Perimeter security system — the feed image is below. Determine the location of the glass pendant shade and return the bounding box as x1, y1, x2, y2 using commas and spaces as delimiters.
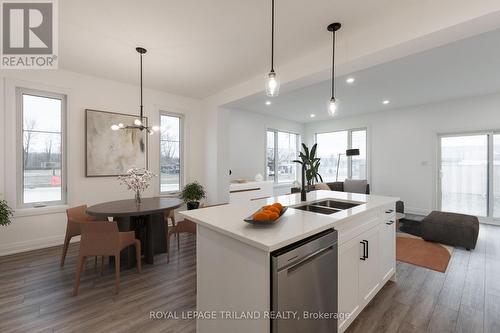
328, 97, 337, 116
327, 22, 341, 118
265, 71, 280, 97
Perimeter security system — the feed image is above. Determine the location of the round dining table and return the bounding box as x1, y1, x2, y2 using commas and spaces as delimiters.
87, 197, 183, 266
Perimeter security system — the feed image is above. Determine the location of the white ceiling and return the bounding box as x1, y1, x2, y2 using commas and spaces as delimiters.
225, 28, 500, 123
58, 0, 427, 98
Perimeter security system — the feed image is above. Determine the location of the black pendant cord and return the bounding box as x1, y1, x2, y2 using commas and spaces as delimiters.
271, 0, 275, 72
139, 52, 144, 121
331, 30, 335, 99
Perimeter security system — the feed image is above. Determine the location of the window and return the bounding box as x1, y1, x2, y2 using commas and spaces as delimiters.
160, 113, 183, 193
315, 129, 367, 182
266, 130, 299, 183
17, 88, 66, 207
351, 130, 367, 180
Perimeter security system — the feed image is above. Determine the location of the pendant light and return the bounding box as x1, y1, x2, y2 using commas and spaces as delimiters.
111, 47, 159, 135
265, 0, 279, 97
327, 22, 341, 116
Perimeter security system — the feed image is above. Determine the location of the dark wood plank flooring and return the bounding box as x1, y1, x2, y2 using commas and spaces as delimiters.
347, 223, 500, 333
0, 234, 196, 333
1, 224, 499, 332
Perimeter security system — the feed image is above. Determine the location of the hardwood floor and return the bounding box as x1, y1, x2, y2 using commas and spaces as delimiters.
346, 223, 500, 333
1, 224, 499, 332
0, 234, 197, 333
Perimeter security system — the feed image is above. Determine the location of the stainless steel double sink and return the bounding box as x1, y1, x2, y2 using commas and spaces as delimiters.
290, 199, 363, 215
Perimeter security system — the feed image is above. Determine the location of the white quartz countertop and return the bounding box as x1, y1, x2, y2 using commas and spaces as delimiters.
179, 190, 399, 252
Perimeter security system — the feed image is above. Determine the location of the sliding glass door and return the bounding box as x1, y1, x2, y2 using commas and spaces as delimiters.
439, 134, 488, 216
494, 135, 500, 217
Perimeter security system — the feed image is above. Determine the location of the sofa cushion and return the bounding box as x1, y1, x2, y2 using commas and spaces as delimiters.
344, 179, 368, 194
328, 182, 344, 192
315, 183, 331, 190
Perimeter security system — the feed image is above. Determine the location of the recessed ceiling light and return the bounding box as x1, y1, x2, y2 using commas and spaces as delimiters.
382, 100, 390, 105
346, 77, 355, 84
265, 101, 271, 105
310, 114, 316, 118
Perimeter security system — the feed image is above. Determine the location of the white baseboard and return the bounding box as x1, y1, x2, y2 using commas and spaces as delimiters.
478, 217, 500, 226
0, 234, 79, 257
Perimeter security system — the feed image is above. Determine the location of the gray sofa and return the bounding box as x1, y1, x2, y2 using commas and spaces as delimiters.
291, 180, 370, 195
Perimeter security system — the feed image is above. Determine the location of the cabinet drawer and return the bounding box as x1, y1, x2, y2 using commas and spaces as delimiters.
380, 203, 396, 222
336, 210, 380, 245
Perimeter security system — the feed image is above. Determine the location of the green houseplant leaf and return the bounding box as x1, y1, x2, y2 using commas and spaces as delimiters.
0, 200, 14, 226
310, 143, 317, 160
180, 182, 206, 203
293, 143, 323, 187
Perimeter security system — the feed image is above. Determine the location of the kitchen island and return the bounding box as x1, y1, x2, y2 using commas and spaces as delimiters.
180, 190, 399, 333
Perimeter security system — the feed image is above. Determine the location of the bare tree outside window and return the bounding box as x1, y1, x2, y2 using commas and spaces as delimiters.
23, 117, 37, 167
160, 114, 182, 193
18, 90, 65, 207
266, 130, 299, 183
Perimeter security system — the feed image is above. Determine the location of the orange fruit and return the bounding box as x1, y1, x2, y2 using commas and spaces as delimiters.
254, 212, 271, 221
265, 206, 280, 214
268, 212, 279, 220
272, 203, 283, 211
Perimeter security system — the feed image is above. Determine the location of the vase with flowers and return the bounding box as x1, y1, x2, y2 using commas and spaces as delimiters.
117, 168, 155, 204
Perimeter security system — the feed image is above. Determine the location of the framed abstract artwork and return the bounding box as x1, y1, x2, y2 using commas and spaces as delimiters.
85, 109, 148, 177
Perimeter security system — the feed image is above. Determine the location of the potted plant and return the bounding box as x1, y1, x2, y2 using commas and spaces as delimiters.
180, 182, 206, 210
293, 143, 323, 189
0, 200, 14, 226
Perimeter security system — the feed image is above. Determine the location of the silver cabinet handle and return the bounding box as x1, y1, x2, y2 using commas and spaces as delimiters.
386, 221, 395, 225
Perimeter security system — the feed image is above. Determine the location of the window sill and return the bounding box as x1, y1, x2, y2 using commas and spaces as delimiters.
14, 204, 69, 218
160, 192, 180, 198
273, 182, 296, 188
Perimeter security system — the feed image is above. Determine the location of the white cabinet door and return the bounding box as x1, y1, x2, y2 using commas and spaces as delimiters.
379, 219, 396, 282
358, 226, 380, 304
338, 238, 361, 331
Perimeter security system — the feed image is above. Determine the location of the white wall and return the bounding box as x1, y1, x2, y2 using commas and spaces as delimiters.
304, 92, 500, 215
0, 69, 203, 255
228, 109, 304, 182
198, 9, 500, 204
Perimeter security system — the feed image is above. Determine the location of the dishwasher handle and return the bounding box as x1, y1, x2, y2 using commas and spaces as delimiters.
285, 245, 334, 273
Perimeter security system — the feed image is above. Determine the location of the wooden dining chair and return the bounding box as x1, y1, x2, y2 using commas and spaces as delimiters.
166, 219, 195, 262
164, 209, 178, 253
166, 203, 227, 261
73, 221, 141, 296
61, 205, 101, 267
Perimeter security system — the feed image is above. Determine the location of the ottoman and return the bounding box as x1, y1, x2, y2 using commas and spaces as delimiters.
421, 211, 479, 250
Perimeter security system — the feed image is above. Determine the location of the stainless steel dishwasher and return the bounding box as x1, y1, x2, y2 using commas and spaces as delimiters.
271, 229, 338, 333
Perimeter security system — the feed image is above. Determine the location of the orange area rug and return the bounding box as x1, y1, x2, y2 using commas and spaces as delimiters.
396, 234, 452, 273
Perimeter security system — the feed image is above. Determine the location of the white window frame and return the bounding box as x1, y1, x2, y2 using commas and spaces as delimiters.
437, 130, 498, 218
265, 128, 301, 184
314, 127, 369, 181
159, 111, 184, 194
16, 87, 67, 208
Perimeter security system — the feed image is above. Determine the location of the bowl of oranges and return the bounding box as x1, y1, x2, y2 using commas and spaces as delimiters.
244, 202, 287, 225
